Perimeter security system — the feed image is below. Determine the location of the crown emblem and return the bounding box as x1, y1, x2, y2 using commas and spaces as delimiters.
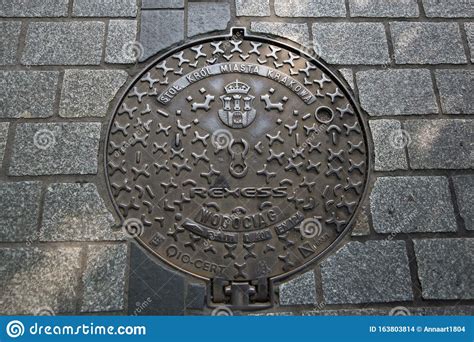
224, 80, 251, 94
218, 79, 256, 129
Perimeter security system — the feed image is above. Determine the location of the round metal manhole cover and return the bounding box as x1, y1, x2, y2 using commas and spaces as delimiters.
105, 28, 369, 285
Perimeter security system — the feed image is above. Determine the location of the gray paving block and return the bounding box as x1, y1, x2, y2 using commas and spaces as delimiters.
22, 22, 105, 65
142, 0, 184, 8
185, 283, 206, 310
466, 23, 474, 63
405, 119, 473, 169
59, 69, 128, 117
312, 23, 389, 65
0, 0, 68, 17
9, 122, 101, 176
321, 241, 413, 304
73, 0, 137, 17
279, 271, 317, 305
0, 71, 59, 118
370, 176, 457, 233
414, 238, 474, 300
422, 0, 474, 18
250, 22, 310, 46
0, 182, 42, 242
41, 183, 122, 241
236, 0, 270, 16
0, 122, 9, 168
452, 175, 474, 231
351, 204, 370, 236
105, 20, 138, 64
0, 246, 82, 314
275, 0, 346, 17
81, 243, 128, 312
356, 69, 438, 115
338, 68, 354, 89
435, 70, 474, 114
188, 2, 230, 37
302, 306, 474, 316
0, 22, 21, 65
139, 10, 184, 61
349, 0, 419, 17
391, 22, 466, 64
369, 120, 408, 171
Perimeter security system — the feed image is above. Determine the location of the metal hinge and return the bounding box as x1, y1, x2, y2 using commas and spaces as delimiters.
208, 277, 273, 310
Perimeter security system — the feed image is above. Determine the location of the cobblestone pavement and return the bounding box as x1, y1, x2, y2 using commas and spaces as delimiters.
0, 0, 473, 316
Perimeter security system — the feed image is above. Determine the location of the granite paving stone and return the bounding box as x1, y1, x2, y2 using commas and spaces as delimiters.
0, 182, 42, 242
22, 22, 105, 66
275, 0, 346, 17
338, 68, 354, 89
435, 70, 474, 114
105, 20, 138, 64
73, 0, 137, 17
0, 0, 68, 17
279, 271, 317, 305
0, 122, 9, 168
9, 122, 101, 176
405, 119, 473, 169
188, 2, 230, 37
369, 120, 408, 171
422, 0, 474, 18
41, 183, 122, 241
312, 23, 389, 65
370, 176, 457, 233
81, 244, 128, 312
466, 23, 474, 63
139, 10, 184, 61
1, 71, 59, 118
250, 22, 310, 46
349, 0, 419, 17
142, 0, 184, 8
59, 70, 128, 117
236, 0, 270, 16
351, 204, 370, 236
356, 69, 438, 115
414, 238, 474, 300
302, 306, 474, 316
185, 283, 206, 310
452, 176, 474, 231
0, 247, 82, 314
0, 22, 21, 65
321, 241, 413, 304
391, 22, 466, 64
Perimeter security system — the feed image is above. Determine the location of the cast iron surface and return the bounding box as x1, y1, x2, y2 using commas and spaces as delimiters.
105, 28, 369, 283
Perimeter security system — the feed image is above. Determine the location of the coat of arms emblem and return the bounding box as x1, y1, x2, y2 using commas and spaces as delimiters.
218, 80, 256, 128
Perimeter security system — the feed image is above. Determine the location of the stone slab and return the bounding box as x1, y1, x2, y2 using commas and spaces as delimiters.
356, 69, 438, 115
452, 175, 474, 230
312, 23, 389, 65
405, 119, 473, 169
185, 283, 206, 310
188, 2, 230, 37
391, 22, 466, 64
81, 243, 128, 312
41, 183, 121, 241
466, 23, 474, 63
250, 22, 310, 46
422, 0, 474, 18
142, 0, 184, 8
0, 182, 42, 242
338, 68, 354, 89
0, 122, 9, 168
9, 122, 101, 176
105, 20, 138, 64
275, 0, 346, 17
370, 176, 457, 233
0, 0, 68, 17
349, 0, 419, 17
321, 241, 413, 304
1, 71, 59, 118
59, 69, 128, 117
0, 247, 81, 314
414, 238, 474, 300
435, 70, 474, 114
236, 0, 270, 16
139, 10, 184, 61
351, 204, 370, 236
73, 0, 137, 17
369, 120, 408, 171
22, 22, 105, 65
0, 21, 21, 65
279, 271, 317, 305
